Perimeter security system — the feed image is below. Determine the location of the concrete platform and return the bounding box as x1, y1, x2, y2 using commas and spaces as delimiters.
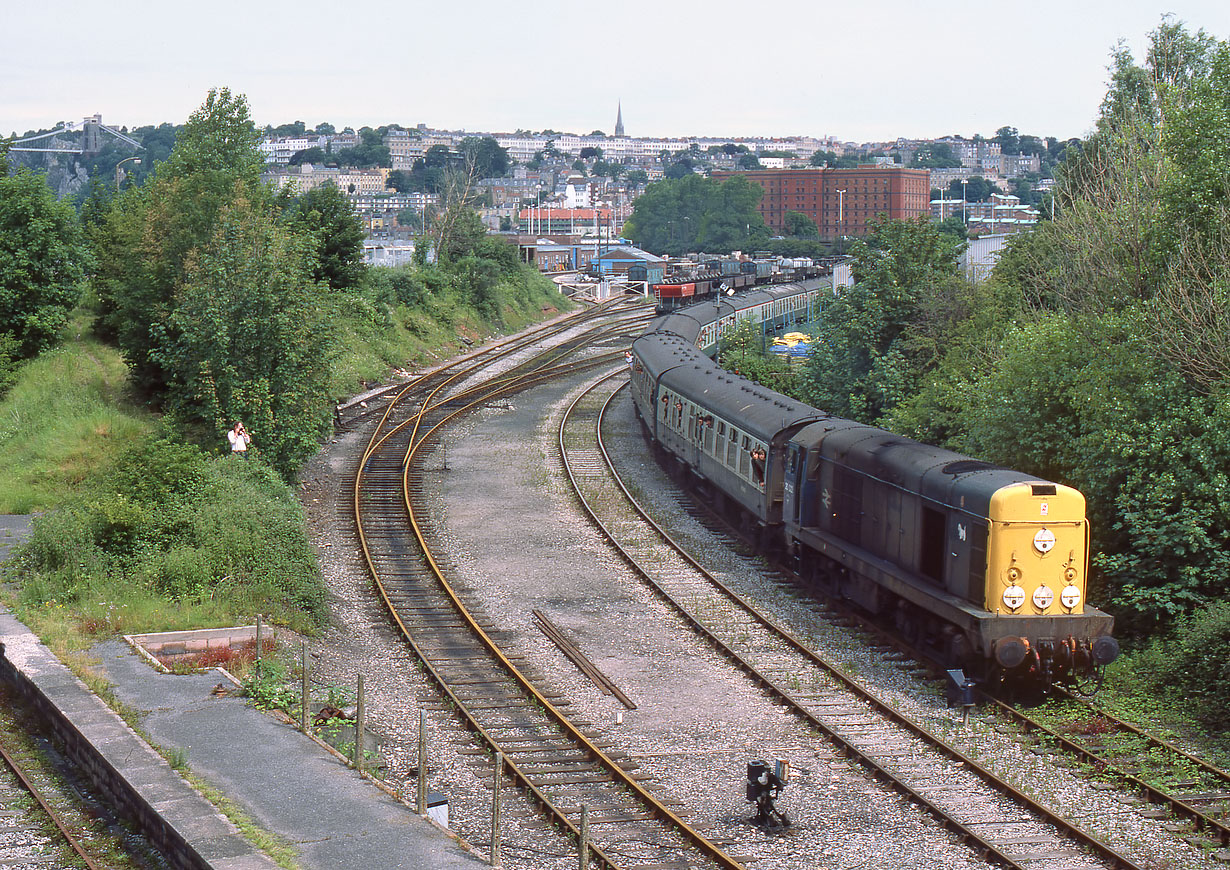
0, 514, 487, 870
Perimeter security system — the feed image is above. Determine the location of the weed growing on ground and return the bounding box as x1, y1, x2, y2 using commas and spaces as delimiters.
241, 655, 300, 714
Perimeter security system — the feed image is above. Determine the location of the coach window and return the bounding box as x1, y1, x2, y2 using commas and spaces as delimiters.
751, 443, 766, 487
740, 435, 751, 477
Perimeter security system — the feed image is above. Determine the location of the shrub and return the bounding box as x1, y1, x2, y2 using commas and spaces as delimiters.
11, 434, 326, 633
1149, 602, 1230, 731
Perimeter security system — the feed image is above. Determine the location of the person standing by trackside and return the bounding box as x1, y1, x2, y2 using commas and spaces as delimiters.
228, 421, 251, 458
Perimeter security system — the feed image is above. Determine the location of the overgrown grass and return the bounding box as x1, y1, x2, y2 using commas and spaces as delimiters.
327, 266, 572, 398
6, 435, 327, 646
0, 314, 154, 513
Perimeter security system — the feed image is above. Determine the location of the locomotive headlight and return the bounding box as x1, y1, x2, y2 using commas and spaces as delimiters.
1032, 585, 1054, 609
1003, 585, 1026, 610
1061, 585, 1081, 609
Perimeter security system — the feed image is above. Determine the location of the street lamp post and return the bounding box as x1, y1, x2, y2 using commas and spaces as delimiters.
115, 156, 141, 190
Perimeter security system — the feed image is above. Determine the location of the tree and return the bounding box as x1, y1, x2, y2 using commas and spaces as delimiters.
579, 146, 603, 161
0, 165, 90, 359
810, 149, 860, 168
783, 210, 819, 238
285, 183, 366, 291
92, 87, 265, 395
994, 126, 1020, 154
936, 216, 968, 239
737, 153, 762, 170
458, 136, 509, 179
396, 206, 429, 232
271, 121, 307, 137
624, 169, 648, 189
289, 147, 327, 166
799, 217, 965, 422
948, 176, 999, 202
622, 174, 770, 256
665, 158, 695, 179
385, 169, 416, 193
591, 160, 622, 179
908, 142, 961, 168
885, 19, 1230, 633
159, 193, 334, 477
1017, 134, 1046, 156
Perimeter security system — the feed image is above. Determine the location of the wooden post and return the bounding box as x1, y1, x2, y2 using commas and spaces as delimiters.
254, 614, 263, 678
490, 751, 502, 866
578, 804, 589, 870
300, 641, 309, 732
417, 709, 428, 816
354, 673, 365, 773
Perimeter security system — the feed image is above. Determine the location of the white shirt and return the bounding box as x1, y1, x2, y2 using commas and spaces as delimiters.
228, 429, 250, 452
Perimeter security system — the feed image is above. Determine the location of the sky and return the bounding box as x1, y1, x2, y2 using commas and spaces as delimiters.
5, 1, 1230, 145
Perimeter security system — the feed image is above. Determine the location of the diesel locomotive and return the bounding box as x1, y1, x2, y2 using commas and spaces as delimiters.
630, 282, 1119, 689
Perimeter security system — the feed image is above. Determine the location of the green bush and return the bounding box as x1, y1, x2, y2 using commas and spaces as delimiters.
1142, 603, 1230, 731
10, 435, 326, 634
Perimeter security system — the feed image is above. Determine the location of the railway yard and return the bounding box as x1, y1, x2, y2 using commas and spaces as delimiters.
296, 299, 1230, 870
3, 299, 1230, 869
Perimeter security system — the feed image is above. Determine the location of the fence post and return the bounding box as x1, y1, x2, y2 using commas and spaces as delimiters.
417, 709, 428, 816
490, 751, 502, 866
254, 614, 263, 679
354, 673, 365, 773
578, 803, 589, 870
300, 641, 309, 732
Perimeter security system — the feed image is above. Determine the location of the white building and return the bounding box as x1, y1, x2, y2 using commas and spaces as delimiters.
258, 135, 325, 164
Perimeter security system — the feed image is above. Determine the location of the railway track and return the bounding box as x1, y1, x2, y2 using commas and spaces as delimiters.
335, 296, 649, 432
0, 697, 108, 870
559, 371, 1165, 870
983, 687, 1230, 852
353, 308, 751, 870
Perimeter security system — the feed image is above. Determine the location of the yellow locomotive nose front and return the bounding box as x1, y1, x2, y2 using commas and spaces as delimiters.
986, 483, 1088, 616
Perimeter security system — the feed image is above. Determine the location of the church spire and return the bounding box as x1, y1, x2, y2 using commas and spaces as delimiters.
614, 101, 625, 137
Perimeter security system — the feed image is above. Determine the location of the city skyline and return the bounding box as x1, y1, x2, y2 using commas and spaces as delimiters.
5, 1, 1230, 145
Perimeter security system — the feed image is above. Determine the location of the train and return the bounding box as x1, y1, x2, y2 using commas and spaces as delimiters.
639, 255, 833, 313
629, 282, 1120, 690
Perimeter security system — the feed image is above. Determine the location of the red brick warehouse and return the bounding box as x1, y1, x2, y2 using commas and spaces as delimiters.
712, 166, 931, 238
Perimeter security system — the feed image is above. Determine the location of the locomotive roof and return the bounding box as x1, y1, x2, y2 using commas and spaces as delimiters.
791, 421, 1055, 517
